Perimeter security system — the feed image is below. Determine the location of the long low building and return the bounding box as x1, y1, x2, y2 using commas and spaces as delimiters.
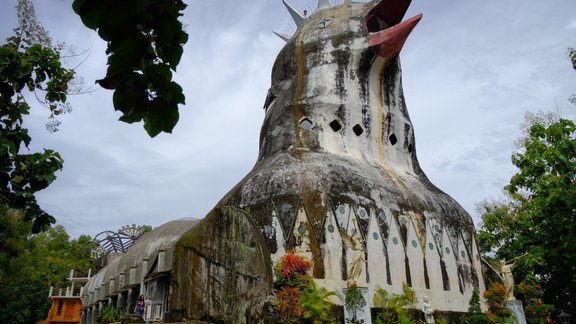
81, 218, 199, 323
81, 208, 274, 323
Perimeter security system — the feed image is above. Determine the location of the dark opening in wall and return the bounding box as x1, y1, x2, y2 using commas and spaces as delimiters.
299, 118, 313, 130
57, 300, 63, 315
366, 15, 382, 32
389, 134, 397, 145
353, 124, 364, 136
329, 120, 342, 132
407, 144, 413, 153
263, 88, 276, 111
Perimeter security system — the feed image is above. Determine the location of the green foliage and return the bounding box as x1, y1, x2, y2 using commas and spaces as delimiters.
465, 289, 491, 324
484, 282, 513, 323
568, 47, 575, 103
516, 276, 555, 324
345, 284, 366, 323
396, 313, 414, 324
476, 200, 528, 266
468, 288, 483, 314
141, 224, 153, 233
300, 279, 336, 323
508, 117, 576, 312
465, 314, 492, 324
0, 6, 94, 320
98, 306, 124, 323
72, 0, 188, 137
478, 116, 576, 315
0, 224, 93, 323
0, 3, 72, 234
373, 283, 416, 324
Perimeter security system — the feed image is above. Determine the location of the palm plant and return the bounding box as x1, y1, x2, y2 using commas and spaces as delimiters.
300, 279, 337, 323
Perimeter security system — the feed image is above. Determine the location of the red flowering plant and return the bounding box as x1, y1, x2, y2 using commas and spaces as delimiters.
272, 250, 339, 322
276, 287, 305, 323
484, 282, 513, 323
516, 277, 555, 324
274, 250, 313, 289
272, 251, 311, 322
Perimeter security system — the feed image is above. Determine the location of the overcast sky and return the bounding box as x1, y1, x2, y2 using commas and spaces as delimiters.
1, 0, 575, 239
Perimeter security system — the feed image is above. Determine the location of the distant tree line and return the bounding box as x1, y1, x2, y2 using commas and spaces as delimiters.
477, 110, 576, 318
0, 222, 93, 323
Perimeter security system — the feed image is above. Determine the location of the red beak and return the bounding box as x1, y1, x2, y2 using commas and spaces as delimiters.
365, 0, 422, 60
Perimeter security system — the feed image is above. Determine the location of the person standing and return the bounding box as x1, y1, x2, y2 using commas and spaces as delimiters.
135, 295, 145, 316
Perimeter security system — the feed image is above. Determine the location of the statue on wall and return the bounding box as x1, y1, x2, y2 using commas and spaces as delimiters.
487, 253, 528, 301
339, 227, 367, 285
422, 295, 435, 324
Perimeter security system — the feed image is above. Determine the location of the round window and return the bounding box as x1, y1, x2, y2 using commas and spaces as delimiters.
327, 224, 335, 233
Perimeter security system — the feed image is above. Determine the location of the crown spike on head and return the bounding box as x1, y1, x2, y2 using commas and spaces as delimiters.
273, 31, 291, 42
282, 0, 305, 28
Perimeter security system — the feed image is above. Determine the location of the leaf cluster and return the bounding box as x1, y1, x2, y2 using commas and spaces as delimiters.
0, 223, 93, 323
72, 0, 188, 137
467, 288, 484, 315
516, 276, 555, 324
478, 117, 576, 314
463, 288, 499, 324
273, 251, 336, 323
1, 32, 71, 233
483, 283, 511, 318
300, 279, 337, 323
373, 283, 416, 324
345, 284, 366, 316
97, 305, 124, 323
274, 249, 313, 288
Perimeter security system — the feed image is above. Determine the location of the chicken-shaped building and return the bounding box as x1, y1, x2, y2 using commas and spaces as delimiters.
215, 0, 485, 314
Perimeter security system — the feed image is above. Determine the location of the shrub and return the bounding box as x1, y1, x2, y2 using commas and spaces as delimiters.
345, 283, 366, 322
465, 288, 491, 324
300, 279, 337, 323
274, 250, 312, 288
277, 287, 305, 323
97, 306, 123, 323
484, 282, 513, 323
373, 283, 416, 323
273, 251, 336, 323
516, 277, 554, 324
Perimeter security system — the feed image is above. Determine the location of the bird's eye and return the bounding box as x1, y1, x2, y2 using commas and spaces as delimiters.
366, 15, 384, 32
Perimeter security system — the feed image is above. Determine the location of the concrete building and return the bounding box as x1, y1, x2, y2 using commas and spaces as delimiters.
216, 0, 485, 314
81, 0, 485, 322
80, 219, 199, 323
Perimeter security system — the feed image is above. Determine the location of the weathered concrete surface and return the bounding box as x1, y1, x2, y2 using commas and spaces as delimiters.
80, 219, 201, 324
81, 218, 200, 307
215, 0, 485, 312
170, 207, 272, 323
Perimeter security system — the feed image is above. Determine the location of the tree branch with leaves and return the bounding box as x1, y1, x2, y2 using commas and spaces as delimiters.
72, 0, 188, 137
0, 0, 78, 233
478, 113, 576, 316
